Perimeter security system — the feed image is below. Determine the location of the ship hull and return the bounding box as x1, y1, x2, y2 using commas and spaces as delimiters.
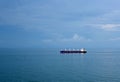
60, 51, 87, 53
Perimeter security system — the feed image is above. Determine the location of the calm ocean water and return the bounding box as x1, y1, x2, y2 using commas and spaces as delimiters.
0, 48, 120, 82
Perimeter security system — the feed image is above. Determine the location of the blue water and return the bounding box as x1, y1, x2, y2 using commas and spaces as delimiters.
0, 48, 120, 82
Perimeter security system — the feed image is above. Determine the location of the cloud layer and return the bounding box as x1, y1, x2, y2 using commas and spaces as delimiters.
1, 0, 120, 48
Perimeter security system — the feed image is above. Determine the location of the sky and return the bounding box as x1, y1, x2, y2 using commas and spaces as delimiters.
0, 0, 120, 48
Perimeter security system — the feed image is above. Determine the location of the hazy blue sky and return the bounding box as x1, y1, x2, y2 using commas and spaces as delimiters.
1, 0, 120, 48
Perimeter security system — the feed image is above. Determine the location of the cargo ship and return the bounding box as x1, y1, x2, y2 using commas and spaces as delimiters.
60, 48, 87, 53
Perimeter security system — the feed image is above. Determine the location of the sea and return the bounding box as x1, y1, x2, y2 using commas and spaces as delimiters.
0, 48, 120, 82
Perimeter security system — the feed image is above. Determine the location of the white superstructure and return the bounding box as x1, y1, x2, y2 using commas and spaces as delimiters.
80, 48, 86, 51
